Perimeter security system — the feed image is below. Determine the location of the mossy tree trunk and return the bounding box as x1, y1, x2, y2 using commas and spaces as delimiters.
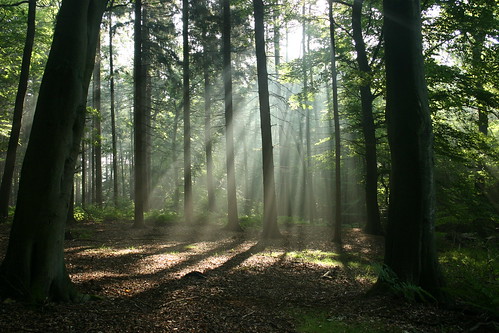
0, 0, 108, 303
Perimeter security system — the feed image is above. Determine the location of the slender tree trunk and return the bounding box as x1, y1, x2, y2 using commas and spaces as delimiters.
201, 9, 215, 212
0, 0, 108, 302
352, 0, 382, 235
222, 0, 241, 231
382, 0, 444, 300
143, 4, 152, 211
172, 103, 181, 212
81, 140, 87, 207
133, 0, 146, 228
328, 0, 342, 243
108, 5, 119, 206
92, 36, 103, 207
253, 0, 280, 239
183, 0, 193, 224
0, 0, 36, 220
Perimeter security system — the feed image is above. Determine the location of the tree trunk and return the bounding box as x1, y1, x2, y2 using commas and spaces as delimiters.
0, 0, 108, 303
202, 36, 215, 212
183, 0, 193, 224
222, 0, 241, 231
328, 0, 342, 243
0, 0, 36, 220
352, 0, 382, 235
108, 5, 119, 206
143, 4, 152, 212
92, 36, 103, 207
133, 0, 146, 228
382, 0, 444, 299
253, 0, 280, 239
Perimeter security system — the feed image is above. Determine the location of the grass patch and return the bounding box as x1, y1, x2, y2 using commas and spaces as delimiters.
184, 244, 198, 250
293, 309, 402, 333
286, 250, 341, 266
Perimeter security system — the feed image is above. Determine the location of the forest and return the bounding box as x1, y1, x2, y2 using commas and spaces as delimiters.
0, 0, 498, 331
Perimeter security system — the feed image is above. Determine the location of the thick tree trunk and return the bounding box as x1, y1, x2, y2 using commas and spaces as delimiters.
382, 0, 444, 299
133, 0, 146, 228
222, 0, 241, 231
352, 0, 382, 235
328, 0, 342, 243
0, 0, 108, 303
0, 0, 36, 220
253, 0, 280, 239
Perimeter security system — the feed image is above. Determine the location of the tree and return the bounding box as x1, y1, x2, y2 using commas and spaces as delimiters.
328, 0, 342, 243
0, 0, 108, 302
351, 0, 382, 235
108, 2, 119, 206
222, 0, 241, 231
133, 0, 146, 228
0, 0, 36, 220
200, 1, 216, 213
253, 0, 281, 239
92, 35, 103, 207
183, 0, 193, 224
382, 0, 444, 299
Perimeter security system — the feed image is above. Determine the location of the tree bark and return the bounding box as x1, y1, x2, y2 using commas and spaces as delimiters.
222, 0, 241, 231
328, 0, 342, 243
92, 35, 103, 207
0, 0, 108, 303
202, 31, 215, 213
108, 5, 119, 206
352, 0, 382, 235
382, 0, 444, 299
0, 0, 36, 220
183, 0, 193, 224
253, 0, 280, 239
133, 0, 146, 228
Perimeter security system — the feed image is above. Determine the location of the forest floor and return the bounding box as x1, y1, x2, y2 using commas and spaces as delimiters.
0, 219, 496, 333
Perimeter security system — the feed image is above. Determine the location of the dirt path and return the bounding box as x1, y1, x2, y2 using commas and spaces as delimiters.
0, 221, 493, 332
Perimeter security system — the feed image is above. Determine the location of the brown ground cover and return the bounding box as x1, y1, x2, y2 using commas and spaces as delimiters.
0, 220, 494, 332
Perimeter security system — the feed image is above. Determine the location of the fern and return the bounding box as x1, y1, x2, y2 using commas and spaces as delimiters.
373, 263, 436, 303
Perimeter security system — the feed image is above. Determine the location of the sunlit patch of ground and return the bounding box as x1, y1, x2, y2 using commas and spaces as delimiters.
0, 221, 483, 332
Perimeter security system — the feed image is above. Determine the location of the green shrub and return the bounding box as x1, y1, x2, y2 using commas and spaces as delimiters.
239, 215, 262, 230
145, 210, 178, 226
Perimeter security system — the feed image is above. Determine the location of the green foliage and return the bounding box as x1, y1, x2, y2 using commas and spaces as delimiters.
73, 206, 88, 222
373, 264, 437, 303
144, 209, 178, 227
76, 204, 134, 223
440, 244, 499, 317
294, 309, 402, 333
238, 215, 262, 230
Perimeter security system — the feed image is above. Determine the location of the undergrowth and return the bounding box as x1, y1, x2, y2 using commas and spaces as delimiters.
439, 241, 499, 318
